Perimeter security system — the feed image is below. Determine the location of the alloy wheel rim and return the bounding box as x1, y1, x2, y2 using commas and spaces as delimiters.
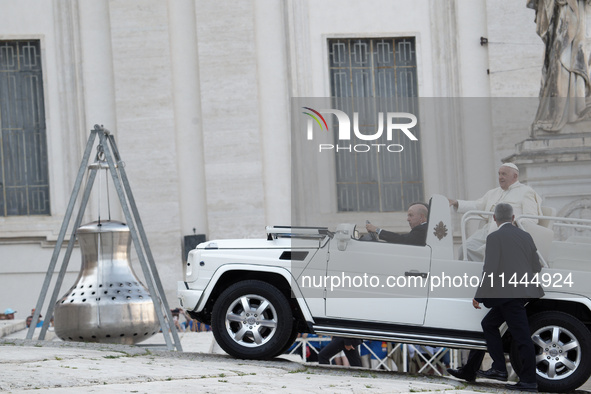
224, 294, 278, 348
533, 325, 581, 380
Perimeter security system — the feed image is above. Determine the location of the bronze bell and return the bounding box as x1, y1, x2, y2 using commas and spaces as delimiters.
54, 220, 160, 344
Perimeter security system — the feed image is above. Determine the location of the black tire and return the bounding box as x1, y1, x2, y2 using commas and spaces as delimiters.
274, 324, 299, 358
510, 311, 591, 393
211, 280, 293, 360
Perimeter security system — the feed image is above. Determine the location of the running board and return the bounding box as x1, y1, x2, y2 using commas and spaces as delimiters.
312, 324, 487, 350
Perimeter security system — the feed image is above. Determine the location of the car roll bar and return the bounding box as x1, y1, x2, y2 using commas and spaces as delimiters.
461, 210, 591, 266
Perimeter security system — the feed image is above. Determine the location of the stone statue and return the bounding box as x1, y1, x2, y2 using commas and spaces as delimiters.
528, 0, 591, 132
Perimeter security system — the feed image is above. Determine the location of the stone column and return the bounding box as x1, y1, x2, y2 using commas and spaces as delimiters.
77, 0, 117, 130
167, 0, 209, 237
254, 0, 291, 225
76, 0, 118, 221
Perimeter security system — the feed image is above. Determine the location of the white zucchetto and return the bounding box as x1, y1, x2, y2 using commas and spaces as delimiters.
500, 163, 519, 173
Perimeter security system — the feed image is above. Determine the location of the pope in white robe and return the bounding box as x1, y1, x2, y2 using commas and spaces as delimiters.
449, 163, 543, 261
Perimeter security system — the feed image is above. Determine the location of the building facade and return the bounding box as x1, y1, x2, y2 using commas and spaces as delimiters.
0, 0, 589, 320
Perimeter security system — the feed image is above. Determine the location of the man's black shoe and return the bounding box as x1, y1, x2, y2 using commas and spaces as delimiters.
446, 367, 476, 382
505, 381, 538, 392
476, 368, 508, 381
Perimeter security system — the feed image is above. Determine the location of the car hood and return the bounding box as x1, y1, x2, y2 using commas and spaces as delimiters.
196, 237, 325, 250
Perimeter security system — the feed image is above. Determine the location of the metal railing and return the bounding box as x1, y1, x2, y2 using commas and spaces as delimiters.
286, 336, 459, 375
515, 214, 591, 233
460, 210, 591, 265
459, 210, 493, 261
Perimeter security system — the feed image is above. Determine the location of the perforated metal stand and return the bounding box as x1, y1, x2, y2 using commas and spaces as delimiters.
27, 125, 182, 351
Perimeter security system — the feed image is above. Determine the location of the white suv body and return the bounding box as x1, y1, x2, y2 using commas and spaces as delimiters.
178, 194, 591, 392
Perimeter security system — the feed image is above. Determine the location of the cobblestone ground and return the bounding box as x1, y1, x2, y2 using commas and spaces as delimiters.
1, 329, 590, 393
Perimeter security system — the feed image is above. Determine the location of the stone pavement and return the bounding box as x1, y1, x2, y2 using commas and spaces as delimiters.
1, 322, 590, 393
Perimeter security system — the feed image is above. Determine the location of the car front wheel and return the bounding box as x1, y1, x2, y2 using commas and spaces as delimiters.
211, 280, 293, 360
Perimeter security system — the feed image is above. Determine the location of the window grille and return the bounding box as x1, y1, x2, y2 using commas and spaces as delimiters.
328, 38, 423, 212
0, 40, 50, 216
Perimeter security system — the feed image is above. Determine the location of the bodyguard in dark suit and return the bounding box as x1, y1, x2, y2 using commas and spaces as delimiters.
447, 203, 544, 392
365, 202, 429, 246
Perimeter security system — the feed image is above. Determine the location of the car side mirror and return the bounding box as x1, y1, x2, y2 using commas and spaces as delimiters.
335, 230, 351, 251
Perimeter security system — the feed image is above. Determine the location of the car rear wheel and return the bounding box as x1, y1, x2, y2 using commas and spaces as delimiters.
510, 311, 591, 393
211, 280, 293, 360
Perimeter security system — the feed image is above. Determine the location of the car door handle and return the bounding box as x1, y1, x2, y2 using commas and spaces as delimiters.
405, 270, 428, 278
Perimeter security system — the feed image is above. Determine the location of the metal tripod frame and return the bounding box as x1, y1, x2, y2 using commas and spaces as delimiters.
26, 125, 183, 351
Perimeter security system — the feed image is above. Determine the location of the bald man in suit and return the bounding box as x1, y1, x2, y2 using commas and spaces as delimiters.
365, 202, 428, 246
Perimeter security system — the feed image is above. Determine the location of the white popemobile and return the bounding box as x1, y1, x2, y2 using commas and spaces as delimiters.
178, 194, 591, 393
